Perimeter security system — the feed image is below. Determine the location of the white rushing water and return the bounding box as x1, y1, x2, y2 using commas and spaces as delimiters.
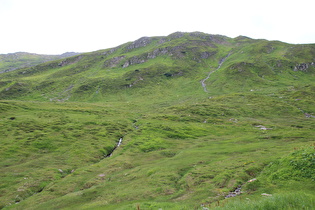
117, 138, 122, 147
201, 52, 231, 93
106, 138, 123, 157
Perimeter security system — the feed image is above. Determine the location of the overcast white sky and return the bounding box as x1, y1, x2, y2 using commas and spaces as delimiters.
0, 0, 314, 54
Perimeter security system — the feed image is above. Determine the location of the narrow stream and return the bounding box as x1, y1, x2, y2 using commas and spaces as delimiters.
201, 52, 231, 93
225, 186, 242, 198
105, 138, 123, 157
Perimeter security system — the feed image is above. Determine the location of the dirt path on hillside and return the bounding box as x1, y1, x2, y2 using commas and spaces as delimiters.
201, 52, 231, 93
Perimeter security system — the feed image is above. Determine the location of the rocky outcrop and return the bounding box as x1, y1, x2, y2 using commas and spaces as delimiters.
125, 37, 152, 51
188, 32, 230, 45
58, 55, 83, 67
104, 46, 218, 69
103, 56, 126, 68
169, 32, 185, 39
102, 33, 224, 69
225, 186, 242, 198
147, 48, 169, 59
122, 56, 146, 68
122, 46, 186, 68
200, 51, 216, 59
293, 62, 315, 71
101, 48, 117, 56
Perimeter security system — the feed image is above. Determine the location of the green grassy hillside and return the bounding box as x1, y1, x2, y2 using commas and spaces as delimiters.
0, 32, 314, 209
0, 52, 80, 74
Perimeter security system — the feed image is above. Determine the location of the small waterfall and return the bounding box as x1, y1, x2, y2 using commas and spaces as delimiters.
105, 138, 123, 157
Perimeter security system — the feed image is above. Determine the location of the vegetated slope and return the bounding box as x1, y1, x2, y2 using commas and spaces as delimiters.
0, 52, 80, 74
0, 32, 314, 209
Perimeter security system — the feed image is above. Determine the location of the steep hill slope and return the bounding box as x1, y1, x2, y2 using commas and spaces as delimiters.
0, 32, 314, 209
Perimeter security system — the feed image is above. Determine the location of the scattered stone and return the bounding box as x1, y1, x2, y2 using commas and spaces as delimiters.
305, 113, 315, 118
247, 178, 257, 183
229, 118, 238, 123
225, 186, 242, 198
58, 169, 63, 173
293, 62, 315, 71
255, 125, 272, 130
98, 174, 105, 177
262, 193, 271, 197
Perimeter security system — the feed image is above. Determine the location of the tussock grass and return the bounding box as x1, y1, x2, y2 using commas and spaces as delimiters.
212, 192, 315, 210
0, 32, 314, 209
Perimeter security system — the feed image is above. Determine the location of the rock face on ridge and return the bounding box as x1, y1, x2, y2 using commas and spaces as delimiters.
125, 37, 153, 51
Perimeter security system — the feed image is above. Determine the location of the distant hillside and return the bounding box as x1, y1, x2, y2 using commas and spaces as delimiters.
1, 31, 314, 103
0, 52, 81, 74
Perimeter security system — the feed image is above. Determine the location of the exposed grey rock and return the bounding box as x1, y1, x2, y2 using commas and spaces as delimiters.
294, 62, 315, 71
225, 186, 242, 198
169, 32, 185, 39
103, 56, 125, 68
121, 46, 187, 68
200, 51, 216, 59
255, 125, 272, 130
122, 56, 146, 68
147, 48, 169, 59
158, 37, 169, 44
189, 32, 229, 44
305, 113, 315, 118
125, 37, 152, 51
58, 55, 83, 67
101, 48, 117, 56
105, 44, 217, 69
